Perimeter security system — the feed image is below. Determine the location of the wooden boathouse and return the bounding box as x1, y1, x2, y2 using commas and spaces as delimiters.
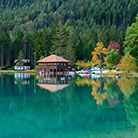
37, 54, 71, 75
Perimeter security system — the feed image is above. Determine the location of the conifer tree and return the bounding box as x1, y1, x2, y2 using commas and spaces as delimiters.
50, 22, 76, 64
17, 49, 24, 66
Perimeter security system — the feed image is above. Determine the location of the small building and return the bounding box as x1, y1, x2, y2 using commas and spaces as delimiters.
37, 55, 71, 75
14, 59, 31, 71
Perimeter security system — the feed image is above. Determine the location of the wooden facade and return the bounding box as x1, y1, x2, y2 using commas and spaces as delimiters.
37, 55, 71, 75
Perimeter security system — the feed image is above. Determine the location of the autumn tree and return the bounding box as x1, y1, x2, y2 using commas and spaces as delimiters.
108, 41, 120, 50
76, 60, 85, 70
118, 53, 137, 73
76, 60, 93, 70
106, 41, 121, 69
91, 42, 107, 72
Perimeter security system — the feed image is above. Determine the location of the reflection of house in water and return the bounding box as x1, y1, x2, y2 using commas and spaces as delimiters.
37, 84, 68, 92
14, 73, 31, 85
14, 73, 35, 96
79, 74, 104, 79
37, 75, 73, 92
0, 73, 35, 97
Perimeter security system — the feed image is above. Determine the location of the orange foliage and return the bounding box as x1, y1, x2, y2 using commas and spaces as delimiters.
91, 42, 107, 67
91, 80, 107, 105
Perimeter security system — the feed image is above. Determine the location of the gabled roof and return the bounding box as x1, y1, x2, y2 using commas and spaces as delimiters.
37, 84, 68, 92
37, 54, 69, 63
14, 59, 30, 64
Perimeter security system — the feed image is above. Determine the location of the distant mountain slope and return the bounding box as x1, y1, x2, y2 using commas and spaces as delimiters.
0, 0, 138, 34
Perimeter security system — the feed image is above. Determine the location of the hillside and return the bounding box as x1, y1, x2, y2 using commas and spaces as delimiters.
0, 0, 138, 34
0, 0, 138, 66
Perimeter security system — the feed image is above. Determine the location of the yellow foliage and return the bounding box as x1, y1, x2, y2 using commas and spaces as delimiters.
76, 60, 93, 69
76, 78, 94, 86
91, 42, 107, 67
118, 53, 137, 72
117, 78, 137, 98
91, 80, 107, 105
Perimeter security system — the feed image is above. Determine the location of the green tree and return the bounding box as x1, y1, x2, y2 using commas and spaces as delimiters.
50, 22, 67, 56
124, 14, 138, 61
33, 26, 51, 65
106, 49, 120, 69
13, 31, 24, 60
17, 49, 25, 66
0, 28, 11, 66
50, 22, 76, 64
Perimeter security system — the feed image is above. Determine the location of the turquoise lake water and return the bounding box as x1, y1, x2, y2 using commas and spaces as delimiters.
0, 73, 138, 138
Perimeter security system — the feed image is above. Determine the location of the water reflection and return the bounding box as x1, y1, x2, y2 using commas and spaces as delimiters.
124, 93, 138, 135
37, 75, 74, 92
106, 77, 120, 106
91, 79, 107, 105
76, 75, 138, 106
14, 73, 31, 85
118, 77, 137, 98
0, 73, 138, 137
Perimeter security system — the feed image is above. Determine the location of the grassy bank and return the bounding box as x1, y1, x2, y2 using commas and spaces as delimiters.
1, 69, 138, 77
97, 71, 138, 77
0, 70, 36, 73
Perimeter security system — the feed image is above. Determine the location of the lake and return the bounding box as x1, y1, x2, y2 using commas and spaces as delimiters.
0, 73, 138, 138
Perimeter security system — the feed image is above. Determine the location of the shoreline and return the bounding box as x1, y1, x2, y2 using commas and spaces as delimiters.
96, 72, 138, 77
0, 70, 36, 73
0, 70, 138, 77
77, 70, 138, 77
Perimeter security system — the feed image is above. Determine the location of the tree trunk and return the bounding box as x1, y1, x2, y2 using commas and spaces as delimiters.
1, 47, 4, 66
100, 54, 102, 73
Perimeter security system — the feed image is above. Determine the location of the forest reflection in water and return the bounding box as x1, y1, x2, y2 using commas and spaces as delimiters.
76, 75, 138, 134
0, 73, 138, 137
76, 75, 138, 105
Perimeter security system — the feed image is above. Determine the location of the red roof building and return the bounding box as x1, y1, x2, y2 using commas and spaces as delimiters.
37, 55, 71, 75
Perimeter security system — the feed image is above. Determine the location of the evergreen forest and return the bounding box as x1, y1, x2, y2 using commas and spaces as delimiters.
0, 0, 138, 68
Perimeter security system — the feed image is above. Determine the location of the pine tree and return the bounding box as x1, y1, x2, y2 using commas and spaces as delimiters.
17, 49, 24, 66
50, 22, 76, 64
50, 22, 67, 56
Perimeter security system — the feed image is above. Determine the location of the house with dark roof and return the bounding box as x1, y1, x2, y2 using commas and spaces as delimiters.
14, 59, 31, 71
37, 54, 71, 75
